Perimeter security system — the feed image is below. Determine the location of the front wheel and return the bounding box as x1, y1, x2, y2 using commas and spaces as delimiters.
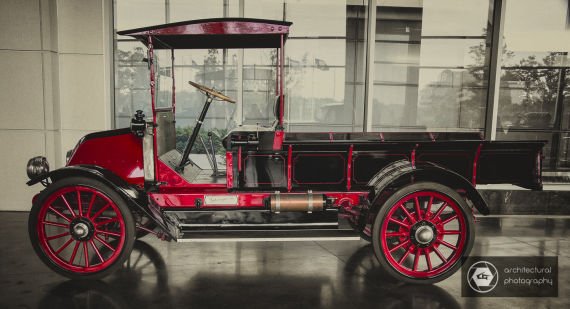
372, 182, 475, 284
29, 177, 135, 280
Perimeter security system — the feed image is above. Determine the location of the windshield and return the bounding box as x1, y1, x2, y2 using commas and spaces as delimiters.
148, 48, 280, 157
154, 48, 279, 134
154, 50, 173, 109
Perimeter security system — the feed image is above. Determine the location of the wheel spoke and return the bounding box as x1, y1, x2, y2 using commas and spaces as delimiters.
86, 193, 97, 218
43, 221, 69, 228
389, 218, 410, 229
433, 202, 448, 220
414, 197, 422, 221
425, 249, 432, 271
385, 232, 408, 238
131, 251, 144, 268
83, 242, 90, 268
137, 260, 153, 271
46, 232, 70, 241
90, 240, 104, 264
95, 217, 119, 227
389, 239, 410, 253
69, 241, 80, 264
413, 248, 420, 271
97, 229, 122, 238
425, 196, 434, 218
438, 239, 457, 250
440, 214, 458, 226
94, 235, 116, 252
441, 230, 461, 235
433, 246, 447, 263
55, 237, 74, 254
76, 190, 83, 217
398, 204, 416, 224
398, 247, 412, 264
90, 203, 111, 220
48, 206, 71, 222
60, 195, 76, 218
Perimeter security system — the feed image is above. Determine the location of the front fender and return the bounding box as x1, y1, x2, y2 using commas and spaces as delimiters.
28, 165, 174, 239
368, 160, 490, 216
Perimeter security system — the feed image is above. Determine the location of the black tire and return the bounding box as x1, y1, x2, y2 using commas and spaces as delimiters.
29, 177, 136, 280
372, 182, 475, 284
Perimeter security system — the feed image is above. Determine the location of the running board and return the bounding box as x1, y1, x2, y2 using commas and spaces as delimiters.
179, 222, 338, 230
176, 229, 361, 242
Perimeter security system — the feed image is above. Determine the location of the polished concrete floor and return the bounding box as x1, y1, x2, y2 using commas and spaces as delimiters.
0, 212, 569, 308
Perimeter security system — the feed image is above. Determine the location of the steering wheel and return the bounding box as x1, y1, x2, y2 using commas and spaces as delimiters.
188, 81, 236, 103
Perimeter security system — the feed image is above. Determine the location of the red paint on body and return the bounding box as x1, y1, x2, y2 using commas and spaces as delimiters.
226, 152, 234, 188
347, 145, 354, 191
126, 20, 290, 36
472, 143, 483, 186
273, 130, 284, 150
68, 131, 144, 186
287, 145, 292, 192
150, 191, 368, 209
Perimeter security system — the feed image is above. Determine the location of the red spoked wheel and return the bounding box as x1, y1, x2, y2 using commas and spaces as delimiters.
372, 182, 474, 284
29, 177, 135, 279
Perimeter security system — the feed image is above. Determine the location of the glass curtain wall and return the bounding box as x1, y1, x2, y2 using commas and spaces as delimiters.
114, 0, 368, 138
242, 0, 368, 132
370, 0, 493, 132
496, 0, 570, 170
113, 0, 570, 172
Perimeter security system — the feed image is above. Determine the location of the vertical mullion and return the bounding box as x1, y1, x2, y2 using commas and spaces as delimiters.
236, 0, 245, 125
484, 0, 506, 141
363, 0, 376, 132
165, 0, 170, 23
550, 64, 568, 169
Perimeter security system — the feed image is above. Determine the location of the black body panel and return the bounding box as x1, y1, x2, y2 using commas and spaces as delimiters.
226, 131, 545, 192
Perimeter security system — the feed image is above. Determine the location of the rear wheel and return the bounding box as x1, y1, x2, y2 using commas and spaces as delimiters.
29, 177, 135, 279
372, 182, 474, 284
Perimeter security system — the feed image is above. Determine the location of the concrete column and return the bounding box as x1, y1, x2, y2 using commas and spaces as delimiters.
0, 0, 112, 211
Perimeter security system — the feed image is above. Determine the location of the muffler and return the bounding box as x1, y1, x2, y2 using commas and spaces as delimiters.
269, 192, 325, 213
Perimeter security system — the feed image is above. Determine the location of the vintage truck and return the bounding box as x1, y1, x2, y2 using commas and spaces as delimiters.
26, 18, 545, 284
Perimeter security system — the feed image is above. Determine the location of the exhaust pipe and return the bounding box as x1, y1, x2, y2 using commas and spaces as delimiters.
270, 191, 325, 213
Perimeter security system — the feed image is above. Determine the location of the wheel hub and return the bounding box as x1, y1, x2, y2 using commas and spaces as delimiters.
410, 220, 437, 247
415, 226, 434, 244
70, 218, 94, 241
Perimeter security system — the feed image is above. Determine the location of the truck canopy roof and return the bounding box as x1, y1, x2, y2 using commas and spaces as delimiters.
117, 18, 292, 49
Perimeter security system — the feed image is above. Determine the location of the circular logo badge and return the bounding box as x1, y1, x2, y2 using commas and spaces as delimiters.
467, 261, 499, 293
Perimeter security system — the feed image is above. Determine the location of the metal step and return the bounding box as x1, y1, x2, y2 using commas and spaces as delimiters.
176, 228, 361, 242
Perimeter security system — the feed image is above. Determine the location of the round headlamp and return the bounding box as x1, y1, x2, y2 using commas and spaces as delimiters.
27, 156, 50, 180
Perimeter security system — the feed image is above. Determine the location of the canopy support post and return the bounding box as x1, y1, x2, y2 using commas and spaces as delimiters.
148, 35, 159, 182
171, 49, 176, 115
279, 34, 285, 128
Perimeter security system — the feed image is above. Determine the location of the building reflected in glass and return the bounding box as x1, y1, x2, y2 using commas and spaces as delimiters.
114, 0, 570, 172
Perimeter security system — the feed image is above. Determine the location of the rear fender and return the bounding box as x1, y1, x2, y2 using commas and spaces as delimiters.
367, 160, 489, 216
28, 165, 174, 239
